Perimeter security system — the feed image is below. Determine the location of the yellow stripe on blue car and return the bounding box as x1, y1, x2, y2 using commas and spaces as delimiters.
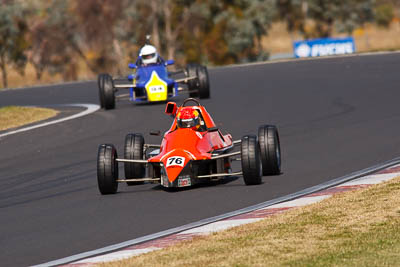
145, 71, 168, 102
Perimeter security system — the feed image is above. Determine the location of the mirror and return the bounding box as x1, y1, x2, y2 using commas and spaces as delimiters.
128, 63, 137, 69
165, 102, 177, 116
165, 59, 175, 66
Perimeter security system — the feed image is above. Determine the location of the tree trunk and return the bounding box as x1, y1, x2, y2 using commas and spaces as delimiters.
0, 54, 8, 89
113, 39, 123, 75
163, 0, 173, 59
150, 0, 161, 51
163, 1, 190, 61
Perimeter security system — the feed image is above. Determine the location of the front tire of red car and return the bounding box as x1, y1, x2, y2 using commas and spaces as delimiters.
97, 144, 119, 194
241, 135, 262, 185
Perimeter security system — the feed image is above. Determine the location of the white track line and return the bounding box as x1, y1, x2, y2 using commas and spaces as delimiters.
0, 104, 100, 138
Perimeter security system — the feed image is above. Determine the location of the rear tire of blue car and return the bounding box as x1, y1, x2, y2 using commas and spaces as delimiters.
258, 125, 281, 176
186, 63, 199, 98
241, 135, 262, 185
99, 73, 115, 110
124, 133, 145, 185
198, 66, 210, 99
186, 64, 210, 99
97, 144, 119, 194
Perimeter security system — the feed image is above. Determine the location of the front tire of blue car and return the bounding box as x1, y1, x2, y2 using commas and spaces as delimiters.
98, 74, 106, 108
98, 73, 115, 110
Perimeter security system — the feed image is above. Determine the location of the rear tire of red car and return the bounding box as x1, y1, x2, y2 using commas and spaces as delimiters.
99, 73, 115, 110
258, 125, 281, 175
97, 144, 119, 194
198, 66, 210, 99
124, 133, 145, 185
241, 135, 262, 185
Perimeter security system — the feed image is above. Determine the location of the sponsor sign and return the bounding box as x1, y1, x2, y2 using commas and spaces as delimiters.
293, 37, 356, 58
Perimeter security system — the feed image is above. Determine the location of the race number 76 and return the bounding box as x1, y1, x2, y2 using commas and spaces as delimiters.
166, 156, 185, 167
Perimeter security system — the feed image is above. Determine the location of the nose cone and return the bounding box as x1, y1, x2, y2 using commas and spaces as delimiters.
162, 150, 192, 182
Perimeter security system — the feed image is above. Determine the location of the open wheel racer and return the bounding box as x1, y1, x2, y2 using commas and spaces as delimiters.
96, 98, 281, 194
98, 42, 210, 110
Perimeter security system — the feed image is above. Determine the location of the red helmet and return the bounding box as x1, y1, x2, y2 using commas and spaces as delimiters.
177, 108, 200, 130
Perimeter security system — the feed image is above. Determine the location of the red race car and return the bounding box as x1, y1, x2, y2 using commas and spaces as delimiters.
97, 98, 281, 194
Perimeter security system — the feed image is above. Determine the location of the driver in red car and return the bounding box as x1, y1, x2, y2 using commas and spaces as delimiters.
176, 108, 206, 131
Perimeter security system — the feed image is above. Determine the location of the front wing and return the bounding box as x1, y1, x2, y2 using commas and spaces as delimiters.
115, 146, 242, 188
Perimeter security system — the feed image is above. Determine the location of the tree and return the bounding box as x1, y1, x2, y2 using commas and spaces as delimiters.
375, 3, 395, 27
71, 0, 125, 73
0, 0, 28, 88
201, 0, 275, 64
306, 0, 374, 37
276, 0, 306, 34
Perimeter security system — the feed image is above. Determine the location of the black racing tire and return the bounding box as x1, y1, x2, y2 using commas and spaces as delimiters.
186, 63, 200, 97
98, 73, 115, 110
124, 133, 145, 185
97, 144, 119, 194
98, 74, 106, 108
198, 65, 210, 99
241, 135, 262, 185
258, 125, 281, 175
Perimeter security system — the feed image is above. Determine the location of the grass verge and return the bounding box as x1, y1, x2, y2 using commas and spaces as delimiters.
0, 106, 58, 131
100, 176, 400, 267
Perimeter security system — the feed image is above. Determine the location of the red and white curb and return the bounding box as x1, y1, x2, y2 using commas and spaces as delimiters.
58, 163, 400, 266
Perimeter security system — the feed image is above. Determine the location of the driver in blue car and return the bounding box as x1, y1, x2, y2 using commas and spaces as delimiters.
139, 45, 161, 66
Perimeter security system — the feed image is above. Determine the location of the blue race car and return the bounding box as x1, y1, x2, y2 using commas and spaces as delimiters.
98, 44, 210, 110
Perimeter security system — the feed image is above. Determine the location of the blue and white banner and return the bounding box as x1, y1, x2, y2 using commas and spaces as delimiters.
293, 37, 356, 58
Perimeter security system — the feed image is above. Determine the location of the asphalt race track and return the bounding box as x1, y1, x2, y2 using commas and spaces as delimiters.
1, 53, 400, 266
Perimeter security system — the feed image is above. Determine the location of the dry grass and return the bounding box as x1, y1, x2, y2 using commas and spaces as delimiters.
1, 60, 96, 90
99, 176, 400, 267
0, 106, 58, 131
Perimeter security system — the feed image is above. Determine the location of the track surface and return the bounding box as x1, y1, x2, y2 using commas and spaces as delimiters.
1, 54, 400, 266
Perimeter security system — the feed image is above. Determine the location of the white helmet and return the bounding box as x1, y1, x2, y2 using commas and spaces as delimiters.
139, 45, 158, 64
